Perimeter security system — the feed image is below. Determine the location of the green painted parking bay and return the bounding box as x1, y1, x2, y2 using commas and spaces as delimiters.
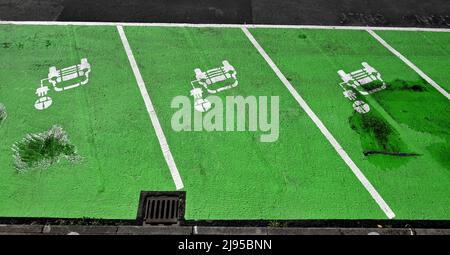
0, 25, 175, 219
249, 28, 450, 219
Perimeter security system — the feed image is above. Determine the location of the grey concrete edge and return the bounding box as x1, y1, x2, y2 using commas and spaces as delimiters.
1, 224, 449, 235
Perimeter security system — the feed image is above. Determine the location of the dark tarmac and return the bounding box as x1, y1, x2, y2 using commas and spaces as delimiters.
1, 0, 449, 27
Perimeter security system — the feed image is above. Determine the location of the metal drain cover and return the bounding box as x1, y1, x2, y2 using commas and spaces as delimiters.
137, 191, 185, 225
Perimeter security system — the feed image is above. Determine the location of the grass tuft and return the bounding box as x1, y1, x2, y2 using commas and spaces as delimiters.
0, 103, 7, 125
11, 125, 81, 172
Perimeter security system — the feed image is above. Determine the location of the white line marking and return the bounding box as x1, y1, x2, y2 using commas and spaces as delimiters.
117, 25, 184, 190
0, 20, 450, 32
367, 29, 450, 100
242, 27, 395, 219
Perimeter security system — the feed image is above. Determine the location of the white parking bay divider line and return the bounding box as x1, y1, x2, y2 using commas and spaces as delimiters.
242, 27, 395, 219
117, 25, 184, 190
367, 29, 450, 100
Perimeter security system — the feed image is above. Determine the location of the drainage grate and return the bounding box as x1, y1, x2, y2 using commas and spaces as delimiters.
137, 191, 185, 225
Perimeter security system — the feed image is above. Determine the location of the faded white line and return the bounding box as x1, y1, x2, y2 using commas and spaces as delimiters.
242, 27, 395, 219
117, 25, 184, 190
367, 29, 450, 100
0, 20, 450, 32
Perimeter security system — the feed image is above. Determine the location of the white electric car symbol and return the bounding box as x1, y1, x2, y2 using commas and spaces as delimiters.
338, 62, 386, 96
192, 60, 238, 94
34, 58, 91, 110
337, 62, 387, 114
189, 60, 238, 112
48, 58, 91, 92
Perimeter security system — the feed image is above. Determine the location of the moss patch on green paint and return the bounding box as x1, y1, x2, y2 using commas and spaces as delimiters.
386, 78, 428, 92
349, 111, 407, 154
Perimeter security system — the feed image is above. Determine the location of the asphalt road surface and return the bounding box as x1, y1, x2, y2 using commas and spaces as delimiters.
0, 0, 449, 27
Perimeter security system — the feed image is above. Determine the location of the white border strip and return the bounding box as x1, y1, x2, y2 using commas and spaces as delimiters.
1, 20, 450, 32
242, 27, 395, 219
367, 29, 450, 100
117, 25, 184, 190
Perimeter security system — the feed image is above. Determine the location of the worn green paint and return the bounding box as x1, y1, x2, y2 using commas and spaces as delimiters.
249, 28, 450, 219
